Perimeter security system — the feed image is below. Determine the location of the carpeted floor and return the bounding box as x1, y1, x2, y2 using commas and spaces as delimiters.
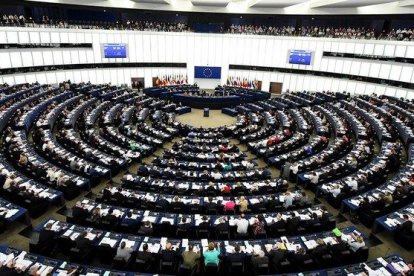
175, 108, 236, 128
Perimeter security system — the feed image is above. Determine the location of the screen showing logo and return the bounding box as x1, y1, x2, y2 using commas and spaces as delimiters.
289, 50, 313, 65
103, 43, 127, 58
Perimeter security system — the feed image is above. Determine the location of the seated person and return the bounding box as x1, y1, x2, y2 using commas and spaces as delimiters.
268, 244, 285, 269
155, 196, 170, 211
72, 201, 88, 222
402, 260, 414, 276
347, 233, 365, 252
75, 231, 92, 253
198, 215, 210, 229
283, 191, 294, 208
136, 243, 153, 269
170, 196, 185, 211
177, 217, 191, 232
138, 221, 153, 235
252, 214, 266, 237
312, 239, 328, 257
221, 183, 231, 194
397, 214, 413, 235
286, 212, 300, 233
330, 236, 350, 256
203, 242, 221, 266
103, 208, 119, 225
227, 244, 245, 267
160, 242, 178, 267
234, 213, 249, 236
224, 198, 236, 212
292, 247, 312, 266
115, 241, 133, 262
182, 244, 201, 270
239, 196, 248, 213
205, 196, 218, 211
251, 249, 269, 270
38, 222, 56, 251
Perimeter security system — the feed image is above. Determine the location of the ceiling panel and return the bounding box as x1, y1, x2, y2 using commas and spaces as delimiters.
251, 0, 309, 8
315, 0, 395, 8
191, 0, 230, 6
130, 0, 169, 3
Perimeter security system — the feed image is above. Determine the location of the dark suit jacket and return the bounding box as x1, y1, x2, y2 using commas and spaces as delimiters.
161, 249, 178, 262
216, 222, 229, 232
268, 249, 285, 266
72, 206, 87, 221
39, 229, 55, 244
156, 199, 170, 210
312, 244, 328, 257
252, 255, 269, 267
399, 220, 413, 235
137, 250, 153, 264
76, 237, 91, 251
138, 226, 153, 235
227, 252, 245, 264
329, 241, 349, 256
198, 221, 210, 229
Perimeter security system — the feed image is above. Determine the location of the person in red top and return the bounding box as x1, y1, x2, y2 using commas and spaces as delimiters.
221, 184, 231, 195
283, 129, 291, 137
267, 138, 274, 146
273, 135, 281, 144
342, 135, 349, 143
224, 198, 236, 212
220, 144, 228, 152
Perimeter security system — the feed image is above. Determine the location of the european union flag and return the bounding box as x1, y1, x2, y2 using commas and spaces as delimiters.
194, 66, 221, 79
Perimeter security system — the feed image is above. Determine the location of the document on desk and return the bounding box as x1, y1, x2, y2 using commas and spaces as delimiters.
160, 217, 174, 224
384, 218, 398, 227
121, 239, 135, 249
182, 239, 188, 248
5, 209, 18, 218
286, 243, 299, 251
100, 237, 117, 247
149, 243, 161, 253
85, 232, 96, 241
201, 239, 208, 247
143, 216, 157, 223
225, 245, 235, 253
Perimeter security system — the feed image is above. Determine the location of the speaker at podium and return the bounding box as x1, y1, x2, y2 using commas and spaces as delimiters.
203, 108, 209, 117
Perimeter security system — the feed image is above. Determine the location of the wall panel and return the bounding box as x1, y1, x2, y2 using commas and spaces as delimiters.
0, 28, 413, 98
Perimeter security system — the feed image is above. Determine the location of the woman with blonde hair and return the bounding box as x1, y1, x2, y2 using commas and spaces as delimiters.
239, 196, 248, 213
203, 242, 221, 266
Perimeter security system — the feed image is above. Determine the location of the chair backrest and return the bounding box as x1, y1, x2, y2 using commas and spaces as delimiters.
205, 262, 218, 272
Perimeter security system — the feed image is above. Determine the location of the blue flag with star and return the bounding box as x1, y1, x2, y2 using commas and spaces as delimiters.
194, 66, 221, 79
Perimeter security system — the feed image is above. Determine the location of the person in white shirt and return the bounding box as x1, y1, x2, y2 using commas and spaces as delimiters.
291, 163, 299, 175
115, 241, 134, 262
330, 185, 342, 198
345, 177, 358, 191
347, 233, 365, 252
3, 174, 16, 190
234, 213, 249, 235
283, 191, 293, 208
212, 171, 222, 180
47, 167, 58, 182
309, 172, 319, 184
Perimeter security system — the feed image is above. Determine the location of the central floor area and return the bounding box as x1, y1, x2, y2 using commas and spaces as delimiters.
175, 108, 237, 128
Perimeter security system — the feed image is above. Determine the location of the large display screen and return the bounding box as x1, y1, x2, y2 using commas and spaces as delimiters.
103, 43, 127, 58
288, 50, 313, 65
